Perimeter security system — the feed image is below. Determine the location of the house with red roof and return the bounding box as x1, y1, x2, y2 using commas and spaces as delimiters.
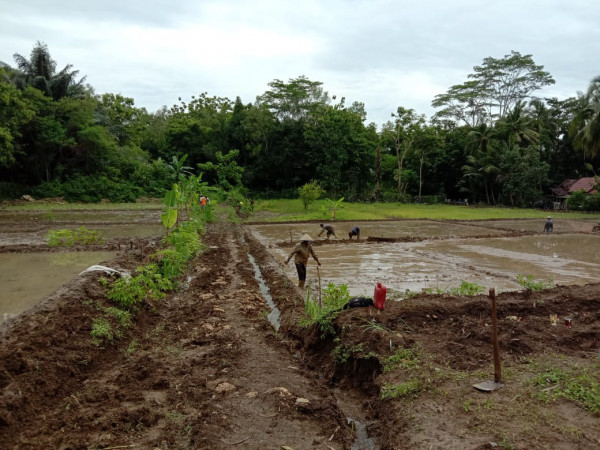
551, 177, 598, 209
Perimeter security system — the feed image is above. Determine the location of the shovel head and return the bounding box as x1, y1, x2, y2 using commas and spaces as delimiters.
473, 380, 504, 392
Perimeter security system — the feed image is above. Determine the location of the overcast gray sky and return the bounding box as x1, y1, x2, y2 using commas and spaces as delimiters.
1, 0, 598, 128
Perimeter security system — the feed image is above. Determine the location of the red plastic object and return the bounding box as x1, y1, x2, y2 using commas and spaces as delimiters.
374, 282, 387, 310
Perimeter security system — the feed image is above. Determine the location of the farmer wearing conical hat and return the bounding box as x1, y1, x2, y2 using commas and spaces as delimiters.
285, 233, 321, 289
543, 216, 553, 233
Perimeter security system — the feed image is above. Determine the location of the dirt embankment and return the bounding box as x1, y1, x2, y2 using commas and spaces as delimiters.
0, 222, 352, 449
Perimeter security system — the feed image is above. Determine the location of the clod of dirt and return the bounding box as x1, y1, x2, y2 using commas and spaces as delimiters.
295, 397, 310, 407
215, 382, 236, 393
263, 386, 292, 397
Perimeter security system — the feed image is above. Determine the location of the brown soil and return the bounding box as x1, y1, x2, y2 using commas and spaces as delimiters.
1, 213, 600, 449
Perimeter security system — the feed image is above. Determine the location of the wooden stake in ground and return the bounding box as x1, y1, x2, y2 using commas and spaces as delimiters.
317, 265, 322, 308
289, 229, 293, 243
473, 287, 504, 392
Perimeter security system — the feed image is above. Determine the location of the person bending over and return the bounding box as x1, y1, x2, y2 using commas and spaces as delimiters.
318, 223, 336, 239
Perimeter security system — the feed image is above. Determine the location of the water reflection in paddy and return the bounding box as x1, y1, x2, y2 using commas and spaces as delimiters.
249, 220, 508, 243
249, 221, 600, 297
0, 251, 118, 321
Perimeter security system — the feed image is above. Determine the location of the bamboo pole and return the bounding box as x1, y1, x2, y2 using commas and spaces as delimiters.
490, 288, 501, 383
317, 265, 322, 308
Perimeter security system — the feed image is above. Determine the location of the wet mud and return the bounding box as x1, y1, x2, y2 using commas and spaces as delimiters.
250, 219, 600, 295
1, 211, 600, 449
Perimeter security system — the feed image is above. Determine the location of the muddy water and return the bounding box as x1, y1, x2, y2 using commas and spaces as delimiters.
249, 220, 508, 243
0, 251, 117, 321
415, 234, 600, 286
0, 209, 160, 224
249, 221, 600, 296
466, 218, 598, 233
0, 224, 163, 246
247, 253, 281, 330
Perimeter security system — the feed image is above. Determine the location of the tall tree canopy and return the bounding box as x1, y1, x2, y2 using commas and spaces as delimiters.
8, 41, 87, 100
433, 51, 555, 126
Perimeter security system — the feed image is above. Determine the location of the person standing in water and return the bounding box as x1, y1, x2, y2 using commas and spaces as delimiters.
543, 216, 553, 233
285, 234, 321, 288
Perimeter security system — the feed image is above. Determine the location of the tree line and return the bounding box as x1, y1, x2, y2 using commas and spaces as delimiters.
1, 42, 599, 207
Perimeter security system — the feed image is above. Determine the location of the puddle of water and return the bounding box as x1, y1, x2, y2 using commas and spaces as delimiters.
247, 253, 281, 331
348, 418, 376, 450
249, 220, 507, 243
250, 221, 600, 296
335, 388, 377, 449
0, 251, 118, 321
467, 219, 597, 233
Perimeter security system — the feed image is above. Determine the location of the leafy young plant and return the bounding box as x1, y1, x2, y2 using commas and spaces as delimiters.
322, 197, 345, 219
517, 274, 555, 291
161, 187, 179, 232
90, 317, 114, 346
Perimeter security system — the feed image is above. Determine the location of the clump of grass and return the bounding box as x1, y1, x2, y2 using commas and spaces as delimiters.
301, 283, 350, 337
384, 348, 421, 372
424, 280, 485, 296
90, 317, 114, 346
532, 366, 600, 413
381, 379, 422, 399
47, 226, 104, 246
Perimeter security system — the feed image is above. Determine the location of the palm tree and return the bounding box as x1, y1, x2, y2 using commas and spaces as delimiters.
11, 41, 86, 100
570, 75, 600, 158
495, 101, 539, 146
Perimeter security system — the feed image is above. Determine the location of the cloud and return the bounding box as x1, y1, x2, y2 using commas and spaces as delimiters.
1, 0, 598, 126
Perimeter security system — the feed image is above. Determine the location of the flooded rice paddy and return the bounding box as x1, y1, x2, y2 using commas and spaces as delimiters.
0, 251, 118, 321
249, 219, 600, 296
0, 208, 161, 321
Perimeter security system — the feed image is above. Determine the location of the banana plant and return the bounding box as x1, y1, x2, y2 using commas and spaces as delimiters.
161, 186, 179, 234
322, 197, 345, 219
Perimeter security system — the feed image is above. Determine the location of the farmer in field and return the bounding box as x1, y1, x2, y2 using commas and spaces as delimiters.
348, 226, 360, 240
543, 216, 553, 233
285, 234, 321, 289
200, 196, 207, 210
318, 223, 336, 239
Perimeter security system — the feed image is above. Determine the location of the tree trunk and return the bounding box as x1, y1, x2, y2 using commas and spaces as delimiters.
374, 145, 381, 202
418, 150, 424, 200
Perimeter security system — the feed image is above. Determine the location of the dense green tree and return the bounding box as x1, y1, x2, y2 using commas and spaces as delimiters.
382, 107, 426, 197
0, 73, 36, 168
570, 75, 600, 158
256, 76, 330, 121
304, 99, 375, 199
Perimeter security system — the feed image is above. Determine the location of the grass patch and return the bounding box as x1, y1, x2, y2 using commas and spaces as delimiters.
384, 348, 421, 372
381, 379, 422, 399
532, 365, 600, 413
251, 199, 600, 222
